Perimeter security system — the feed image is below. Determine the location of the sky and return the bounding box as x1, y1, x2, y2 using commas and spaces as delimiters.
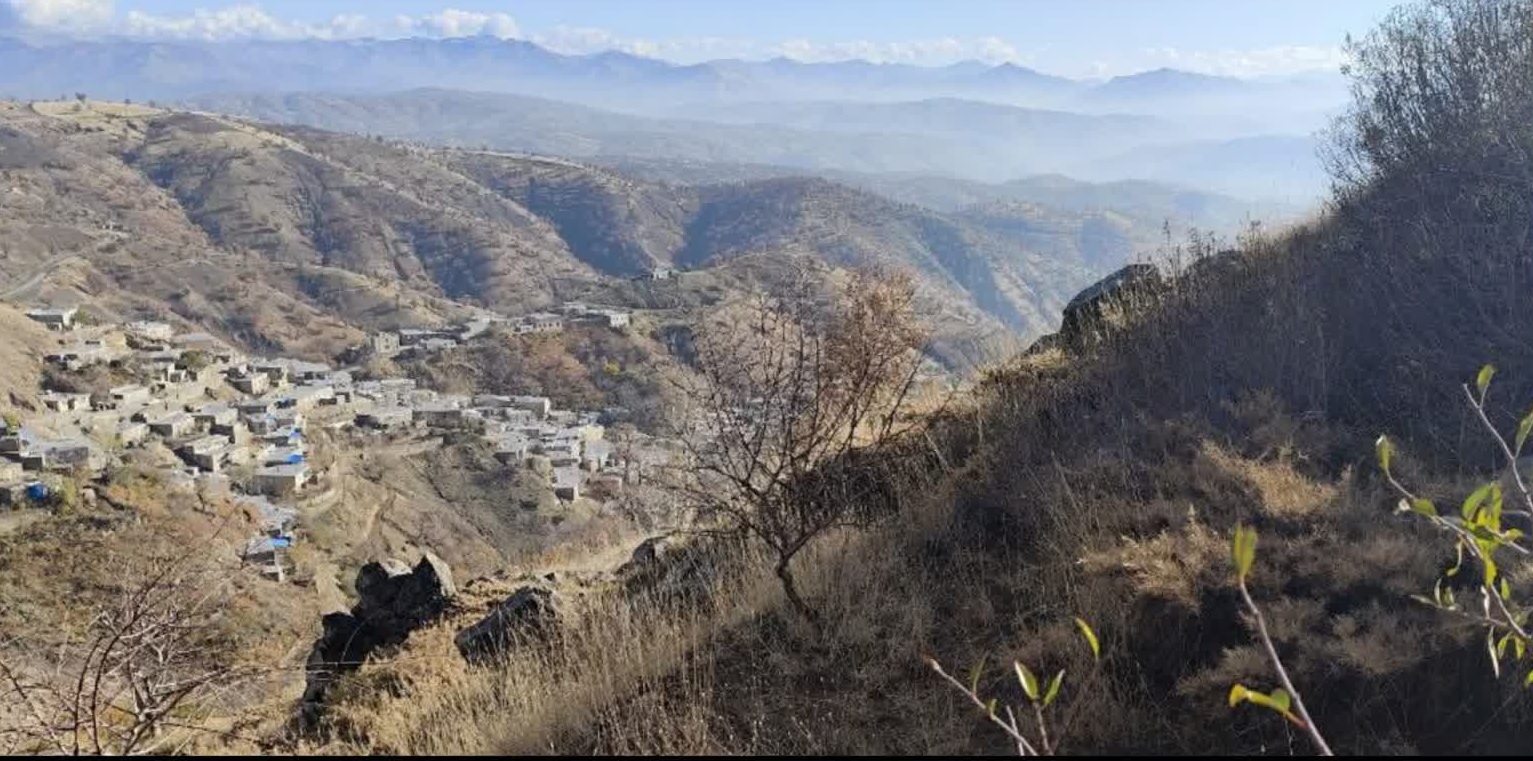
2, 0, 1405, 77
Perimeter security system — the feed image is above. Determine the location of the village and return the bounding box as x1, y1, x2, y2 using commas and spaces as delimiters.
0, 301, 681, 580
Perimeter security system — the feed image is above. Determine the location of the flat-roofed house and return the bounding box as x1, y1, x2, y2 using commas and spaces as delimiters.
107, 384, 152, 408
509, 396, 552, 419
251, 463, 311, 497
515, 312, 564, 335
230, 371, 271, 396
25, 307, 77, 331
126, 321, 175, 343
42, 392, 91, 413
44, 344, 109, 372
553, 466, 581, 501
177, 436, 231, 472
356, 407, 414, 430
193, 403, 238, 430
148, 412, 196, 439
116, 421, 148, 447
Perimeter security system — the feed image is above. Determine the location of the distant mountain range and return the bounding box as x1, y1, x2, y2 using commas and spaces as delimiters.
0, 34, 1346, 126
182, 88, 1329, 200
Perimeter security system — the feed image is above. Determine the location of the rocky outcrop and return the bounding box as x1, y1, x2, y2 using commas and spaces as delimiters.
615, 532, 740, 602
299, 553, 457, 728
1058, 263, 1165, 349
454, 585, 563, 664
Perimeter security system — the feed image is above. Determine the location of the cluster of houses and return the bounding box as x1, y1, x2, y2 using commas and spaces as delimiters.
5, 303, 677, 577
361, 302, 634, 360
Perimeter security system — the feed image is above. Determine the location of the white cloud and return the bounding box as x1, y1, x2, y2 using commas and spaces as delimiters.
1121, 45, 1349, 78
0, 1, 1346, 78
6, 0, 115, 30
411, 9, 518, 39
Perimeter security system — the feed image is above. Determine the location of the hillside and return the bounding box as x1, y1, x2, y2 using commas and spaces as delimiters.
0, 98, 1170, 367
261, 3, 1533, 756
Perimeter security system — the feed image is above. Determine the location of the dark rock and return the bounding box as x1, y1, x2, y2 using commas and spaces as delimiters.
616, 532, 739, 602
455, 585, 563, 664
298, 553, 457, 730
1059, 263, 1165, 348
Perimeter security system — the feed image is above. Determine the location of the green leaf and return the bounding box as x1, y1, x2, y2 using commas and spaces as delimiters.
1043, 670, 1065, 708
1463, 483, 1497, 523
1231, 685, 1294, 716
1523, 669, 1533, 689
1015, 662, 1040, 702
1075, 617, 1101, 661
1401, 498, 1437, 518
1477, 364, 1497, 398
1518, 409, 1533, 455
1228, 683, 1251, 708
1515, 636, 1526, 662
1376, 435, 1394, 474
1500, 577, 1514, 601
1484, 556, 1499, 588
986, 697, 998, 717
1232, 524, 1258, 582
968, 656, 987, 695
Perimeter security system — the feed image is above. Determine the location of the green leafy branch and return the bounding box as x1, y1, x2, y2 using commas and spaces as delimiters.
1227, 524, 1334, 756
926, 617, 1102, 756
1380, 364, 1533, 684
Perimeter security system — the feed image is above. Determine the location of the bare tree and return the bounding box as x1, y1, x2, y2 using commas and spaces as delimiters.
0, 551, 262, 755
668, 266, 930, 627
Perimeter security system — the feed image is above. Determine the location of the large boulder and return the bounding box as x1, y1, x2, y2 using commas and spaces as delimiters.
1058, 263, 1165, 348
298, 553, 456, 729
454, 585, 563, 664
616, 532, 740, 602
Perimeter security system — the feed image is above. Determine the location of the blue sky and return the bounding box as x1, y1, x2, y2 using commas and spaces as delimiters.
7, 0, 1404, 77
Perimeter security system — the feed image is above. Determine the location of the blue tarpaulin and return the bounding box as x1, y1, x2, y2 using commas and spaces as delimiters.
24, 482, 48, 501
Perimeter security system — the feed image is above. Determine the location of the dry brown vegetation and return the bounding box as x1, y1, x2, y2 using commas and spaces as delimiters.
281, 2, 1533, 754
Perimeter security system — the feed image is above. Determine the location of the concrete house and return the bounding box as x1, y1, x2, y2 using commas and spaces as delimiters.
419, 337, 459, 353
516, 312, 564, 335
356, 407, 414, 430
108, 384, 152, 408
281, 385, 335, 412
172, 332, 228, 353
42, 392, 91, 413
492, 433, 532, 465
126, 321, 175, 343
414, 403, 467, 429
45, 345, 110, 371
251, 463, 311, 497
25, 307, 78, 331
367, 332, 401, 356
148, 412, 196, 439
261, 426, 303, 447
235, 399, 277, 418
553, 466, 581, 500
510, 396, 552, 419
116, 421, 148, 447
582, 440, 615, 471
37, 439, 104, 473
262, 445, 306, 467
177, 436, 231, 472
230, 372, 272, 396
193, 403, 239, 430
